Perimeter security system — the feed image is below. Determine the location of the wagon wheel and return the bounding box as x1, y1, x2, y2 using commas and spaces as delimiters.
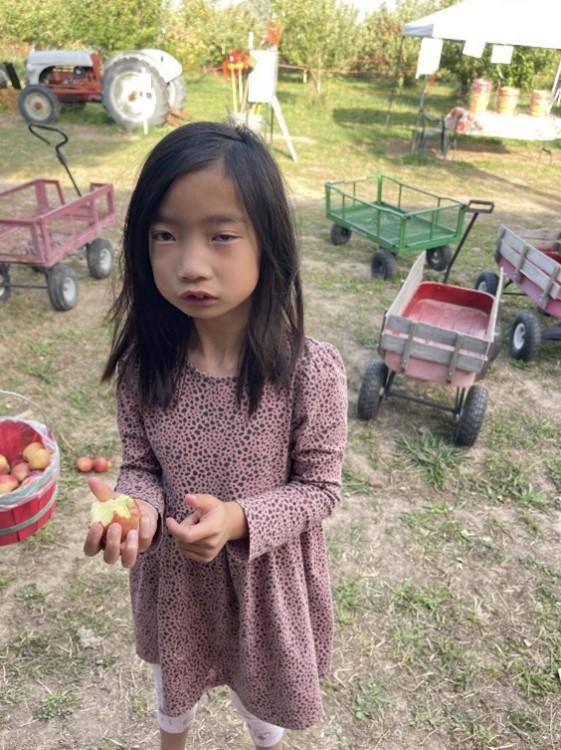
86, 238, 114, 279
357, 359, 388, 421
474, 271, 500, 296
47, 264, 79, 311
509, 311, 541, 361
454, 384, 488, 447
18, 84, 61, 125
0, 264, 11, 305
426, 245, 452, 271
371, 250, 395, 280
330, 224, 351, 246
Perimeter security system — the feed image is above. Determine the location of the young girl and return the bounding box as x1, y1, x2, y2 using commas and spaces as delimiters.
84, 121, 348, 750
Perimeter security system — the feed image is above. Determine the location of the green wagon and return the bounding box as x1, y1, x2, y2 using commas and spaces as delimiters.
325, 174, 469, 280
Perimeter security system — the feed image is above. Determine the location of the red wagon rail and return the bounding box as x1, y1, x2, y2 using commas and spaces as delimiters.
0, 179, 115, 267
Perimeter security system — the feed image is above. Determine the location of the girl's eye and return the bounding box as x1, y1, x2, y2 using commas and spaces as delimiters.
151, 230, 175, 242
213, 233, 237, 243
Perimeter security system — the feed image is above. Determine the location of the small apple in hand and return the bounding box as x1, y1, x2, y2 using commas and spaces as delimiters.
93, 456, 111, 473
90, 493, 141, 546
76, 456, 94, 473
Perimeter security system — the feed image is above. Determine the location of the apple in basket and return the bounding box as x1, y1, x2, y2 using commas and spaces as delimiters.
90, 493, 141, 545
20, 470, 44, 488
0, 455, 9, 474
0, 474, 18, 494
22, 441, 44, 462
12, 461, 31, 483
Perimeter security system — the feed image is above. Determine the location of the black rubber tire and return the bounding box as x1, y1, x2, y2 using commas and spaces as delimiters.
330, 224, 351, 246
0, 264, 10, 304
102, 57, 168, 130
47, 264, 78, 311
357, 359, 388, 421
426, 245, 452, 271
371, 250, 396, 280
18, 84, 61, 125
509, 311, 541, 361
167, 75, 187, 109
454, 384, 488, 447
86, 238, 114, 279
474, 271, 500, 295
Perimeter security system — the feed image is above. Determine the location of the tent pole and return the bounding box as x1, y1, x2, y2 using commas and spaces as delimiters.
385, 35, 405, 125
552, 58, 561, 109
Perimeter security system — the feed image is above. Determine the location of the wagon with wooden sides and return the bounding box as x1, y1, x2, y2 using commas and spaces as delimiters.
325, 174, 488, 280
358, 248, 502, 446
0, 125, 115, 311
475, 225, 561, 361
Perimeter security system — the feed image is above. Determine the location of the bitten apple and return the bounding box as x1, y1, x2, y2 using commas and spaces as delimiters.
93, 456, 111, 473
0, 455, 9, 474
90, 493, 141, 544
11, 461, 30, 483
0, 474, 18, 494
76, 456, 94, 473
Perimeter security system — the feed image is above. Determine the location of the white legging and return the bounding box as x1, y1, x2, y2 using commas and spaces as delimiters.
152, 665, 285, 748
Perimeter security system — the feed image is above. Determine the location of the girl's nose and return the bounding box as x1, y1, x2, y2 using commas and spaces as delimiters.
177, 238, 211, 280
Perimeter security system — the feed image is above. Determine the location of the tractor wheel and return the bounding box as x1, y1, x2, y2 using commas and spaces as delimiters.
102, 56, 168, 130
167, 75, 187, 109
454, 385, 488, 447
18, 84, 61, 125
86, 238, 114, 279
330, 224, 351, 246
0, 264, 11, 305
371, 250, 396, 280
474, 271, 499, 295
509, 311, 541, 361
47, 264, 78, 311
357, 359, 388, 421
426, 245, 452, 271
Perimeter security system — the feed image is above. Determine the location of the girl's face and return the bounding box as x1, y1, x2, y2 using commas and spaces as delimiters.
149, 162, 260, 328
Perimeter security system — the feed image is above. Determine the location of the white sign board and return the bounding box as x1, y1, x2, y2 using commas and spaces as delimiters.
248, 49, 278, 104
416, 38, 443, 78
491, 45, 514, 64
463, 39, 486, 58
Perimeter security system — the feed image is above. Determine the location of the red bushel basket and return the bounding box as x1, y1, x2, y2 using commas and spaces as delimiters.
0, 418, 60, 546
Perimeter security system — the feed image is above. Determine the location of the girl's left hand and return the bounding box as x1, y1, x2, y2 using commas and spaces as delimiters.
165, 494, 248, 563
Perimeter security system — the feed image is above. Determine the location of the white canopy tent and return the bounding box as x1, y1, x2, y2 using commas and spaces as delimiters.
399, 0, 561, 148
403, 0, 561, 51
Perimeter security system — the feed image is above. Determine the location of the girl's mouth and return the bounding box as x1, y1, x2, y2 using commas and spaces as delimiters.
180, 291, 218, 305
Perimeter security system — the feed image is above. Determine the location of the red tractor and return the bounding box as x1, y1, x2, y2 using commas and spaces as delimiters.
13, 48, 187, 130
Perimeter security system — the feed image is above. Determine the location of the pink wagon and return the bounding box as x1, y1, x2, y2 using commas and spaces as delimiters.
475, 225, 561, 361
0, 125, 115, 311
358, 249, 502, 447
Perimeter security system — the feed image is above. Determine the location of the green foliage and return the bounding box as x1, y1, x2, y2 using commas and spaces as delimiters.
0, 0, 164, 53
272, 0, 363, 94
441, 43, 559, 94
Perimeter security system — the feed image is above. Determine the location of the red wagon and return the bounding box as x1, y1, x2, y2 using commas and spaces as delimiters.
0, 125, 115, 311
475, 225, 561, 361
358, 245, 502, 446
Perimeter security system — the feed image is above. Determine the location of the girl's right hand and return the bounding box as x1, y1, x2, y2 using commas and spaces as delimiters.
83, 477, 159, 569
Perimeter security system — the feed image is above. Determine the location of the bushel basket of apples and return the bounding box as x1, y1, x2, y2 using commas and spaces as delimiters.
0, 418, 60, 546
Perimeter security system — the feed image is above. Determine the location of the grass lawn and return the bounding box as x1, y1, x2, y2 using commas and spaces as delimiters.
0, 72, 560, 750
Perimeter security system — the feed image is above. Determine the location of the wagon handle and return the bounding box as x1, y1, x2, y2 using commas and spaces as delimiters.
443, 199, 494, 283
28, 124, 82, 198
466, 199, 495, 214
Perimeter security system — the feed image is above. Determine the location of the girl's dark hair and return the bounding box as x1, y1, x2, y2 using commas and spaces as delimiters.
102, 121, 304, 415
